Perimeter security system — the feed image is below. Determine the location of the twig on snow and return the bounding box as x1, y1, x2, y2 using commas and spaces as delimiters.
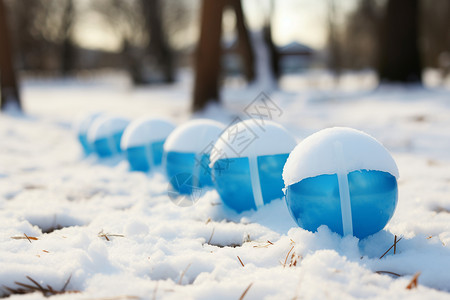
380, 235, 402, 259
239, 283, 253, 300
10, 233, 38, 243
237, 256, 245, 267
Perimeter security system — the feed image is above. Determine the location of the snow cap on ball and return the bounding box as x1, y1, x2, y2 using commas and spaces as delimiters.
74, 112, 103, 135
121, 117, 175, 150
210, 119, 297, 166
163, 119, 225, 153
283, 127, 399, 187
87, 115, 130, 142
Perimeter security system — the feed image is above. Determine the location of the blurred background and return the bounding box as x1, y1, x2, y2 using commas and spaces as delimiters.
1, 0, 450, 112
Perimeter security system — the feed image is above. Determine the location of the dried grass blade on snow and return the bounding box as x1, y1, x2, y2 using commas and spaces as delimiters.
178, 263, 191, 285
406, 272, 421, 290
61, 274, 72, 292
283, 246, 295, 267
380, 236, 402, 259
237, 256, 245, 267
10, 233, 38, 242
2, 274, 79, 297
98, 230, 124, 241
207, 228, 215, 244
375, 270, 402, 277
253, 240, 274, 248
239, 283, 253, 300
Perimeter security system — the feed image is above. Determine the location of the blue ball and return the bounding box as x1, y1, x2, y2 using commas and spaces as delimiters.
211, 120, 297, 213
285, 170, 398, 239
75, 112, 103, 155
121, 118, 175, 172
163, 119, 225, 195
124, 142, 165, 172
283, 127, 399, 239
212, 154, 290, 212
87, 116, 130, 158
165, 151, 213, 193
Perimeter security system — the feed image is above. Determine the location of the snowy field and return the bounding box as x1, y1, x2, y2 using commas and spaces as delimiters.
1, 71, 450, 299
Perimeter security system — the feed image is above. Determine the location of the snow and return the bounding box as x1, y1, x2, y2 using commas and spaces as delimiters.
163, 119, 225, 153
283, 127, 399, 186
73, 112, 103, 136
120, 117, 175, 149
87, 115, 130, 141
210, 119, 297, 165
0, 71, 450, 299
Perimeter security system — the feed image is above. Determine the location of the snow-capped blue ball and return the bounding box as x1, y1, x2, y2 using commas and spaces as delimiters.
210, 120, 297, 213
74, 112, 103, 155
163, 119, 225, 195
120, 117, 175, 172
283, 127, 399, 239
87, 116, 130, 158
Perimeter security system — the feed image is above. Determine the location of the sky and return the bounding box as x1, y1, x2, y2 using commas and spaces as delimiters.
73, 0, 358, 52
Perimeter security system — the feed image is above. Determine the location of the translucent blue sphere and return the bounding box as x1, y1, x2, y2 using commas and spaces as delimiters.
163, 119, 225, 195
285, 170, 398, 239
165, 152, 213, 193
87, 116, 130, 158
75, 112, 103, 155
211, 120, 297, 213
283, 127, 399, 239
212, 154, 290, 212
121, 118, 175, 172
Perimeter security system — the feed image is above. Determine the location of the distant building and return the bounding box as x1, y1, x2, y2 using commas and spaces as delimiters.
222, 37, 316, 77
277, 41, 315, 73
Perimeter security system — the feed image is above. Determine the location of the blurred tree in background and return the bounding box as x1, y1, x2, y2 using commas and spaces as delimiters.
92, 0, 177, 84
193, 0, 255, 111
421, 0, 450, 79
5, 0, 183, 84
378, 0, 422, 83
0, 0, 448, 112
0, 0, 21, 111
327, 0, 342, 78
340, 0, 380, 70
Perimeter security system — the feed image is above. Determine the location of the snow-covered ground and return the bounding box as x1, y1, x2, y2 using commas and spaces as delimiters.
1, 71, 450, 299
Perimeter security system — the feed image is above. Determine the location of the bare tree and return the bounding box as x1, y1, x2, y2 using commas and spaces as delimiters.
192, 0, 225, 112
421, 0, 450, 78
0, 0, 21, 111
327, 0, 342, 80
60, 0, 76, 76
342, 0, 380, 70
378, 0, 422, 83
142, 0, 174, 83
91, 0, 176, 85
192, 0, 256, 111
230, 0, 255, 82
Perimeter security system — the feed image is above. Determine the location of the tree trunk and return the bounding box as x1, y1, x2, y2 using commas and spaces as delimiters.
60, 0, 75, 76
122, 40, 148, 85
230, 0, 255, 82
263, 24, 280, 81
0, 0, 21, 111
192, 0, 225, 112
378, 0, 422, 83
142, 0, 174, 83
327, 0, 342, 78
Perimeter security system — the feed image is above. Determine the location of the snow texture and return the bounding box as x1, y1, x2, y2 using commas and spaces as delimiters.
121, 117, 175, 149
283, 127, 399, 186
210, 119, 297, 165
87, 116, 130, 141
163, 119, 225, 153
1, 72, 450, 299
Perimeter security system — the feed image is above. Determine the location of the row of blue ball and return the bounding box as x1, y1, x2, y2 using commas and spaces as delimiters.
76, 114, 398, 239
